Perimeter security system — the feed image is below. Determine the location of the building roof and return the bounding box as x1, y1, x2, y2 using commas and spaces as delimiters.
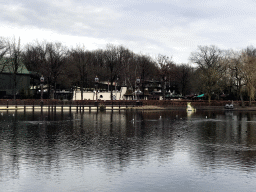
0, 58, 30, 75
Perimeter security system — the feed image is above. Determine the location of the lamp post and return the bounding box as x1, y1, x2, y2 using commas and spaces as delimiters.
163, 76, 166, 100
95, 76, 99, 101
115, 76, 119, 100
40, 75, 44, 105
136, 77, 140, 100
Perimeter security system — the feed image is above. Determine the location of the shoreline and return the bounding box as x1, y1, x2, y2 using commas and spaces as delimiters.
1, 105, 256, 111
128, 105, 256, 111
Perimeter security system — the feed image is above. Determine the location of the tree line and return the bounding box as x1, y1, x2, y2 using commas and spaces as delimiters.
1, 37, 256, 104
190, 45, 256, 106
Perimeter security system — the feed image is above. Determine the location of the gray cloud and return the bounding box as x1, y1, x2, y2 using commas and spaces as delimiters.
1, 0, 256, 63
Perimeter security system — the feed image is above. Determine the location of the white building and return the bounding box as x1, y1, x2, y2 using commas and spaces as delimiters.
73, 86, 128, 100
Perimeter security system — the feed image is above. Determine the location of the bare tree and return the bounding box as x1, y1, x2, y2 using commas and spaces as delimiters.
133, 54, 158, 99
91, 49, 105, 81
0, 37, 8, 73
45, 43, 67, 99
225, 50, 245, 105
124, 52, 136, 87
25, 42, 67, 99
242, 47, 256, 106
157, 54, 173, 99
22, 42, 46, 72
190, 45, 224, 103
116, 46, 132, 87
103, 44, 124, 100
176, 64, 192, 96
68, 48, 92, 100
6, 37, 24, 100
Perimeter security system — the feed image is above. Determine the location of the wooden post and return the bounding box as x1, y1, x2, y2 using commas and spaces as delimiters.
48, 104, 50, 116
41, 103, 43, 112
61, 100, 63, 113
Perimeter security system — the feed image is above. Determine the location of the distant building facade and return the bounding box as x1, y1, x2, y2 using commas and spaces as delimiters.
0, 60, 31, 98
73, 86, 128, 100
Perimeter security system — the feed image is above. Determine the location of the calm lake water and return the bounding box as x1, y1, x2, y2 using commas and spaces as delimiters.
1, 109, 256, 192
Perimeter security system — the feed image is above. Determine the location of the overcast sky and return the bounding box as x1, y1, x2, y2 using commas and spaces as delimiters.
1, 0, 256, 63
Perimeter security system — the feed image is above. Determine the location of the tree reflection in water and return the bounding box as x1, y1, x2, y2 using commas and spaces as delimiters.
0, 110, 256, 191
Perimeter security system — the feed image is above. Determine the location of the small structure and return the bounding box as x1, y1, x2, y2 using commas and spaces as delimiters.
73, 86, 127, 100
225, 103, 234, 110
0, 59, 31, 98
187, 102, 196, 112
123, 87, 150, 100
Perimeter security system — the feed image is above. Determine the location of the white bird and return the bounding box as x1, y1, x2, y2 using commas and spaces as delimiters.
206, 116, 207, 119
1, 112, 3, 116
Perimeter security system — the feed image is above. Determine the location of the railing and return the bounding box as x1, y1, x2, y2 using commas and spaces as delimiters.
0, 99, 143, 108
0, 99, 254, 107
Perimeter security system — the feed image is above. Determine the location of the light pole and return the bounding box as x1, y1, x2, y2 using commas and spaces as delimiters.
95, 76, 99, 101
40, 75, 44, 105
115, 76, 119, 100
136, 77, 140, 100
163, 76, 166, 100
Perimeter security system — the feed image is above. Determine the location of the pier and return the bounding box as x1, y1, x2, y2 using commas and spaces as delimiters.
0, 99, 143, 112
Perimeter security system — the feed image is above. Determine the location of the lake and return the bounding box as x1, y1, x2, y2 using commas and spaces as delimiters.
0, 109, 256, 192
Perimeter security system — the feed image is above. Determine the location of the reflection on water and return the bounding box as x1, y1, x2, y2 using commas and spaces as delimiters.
1, 110, 256, 191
